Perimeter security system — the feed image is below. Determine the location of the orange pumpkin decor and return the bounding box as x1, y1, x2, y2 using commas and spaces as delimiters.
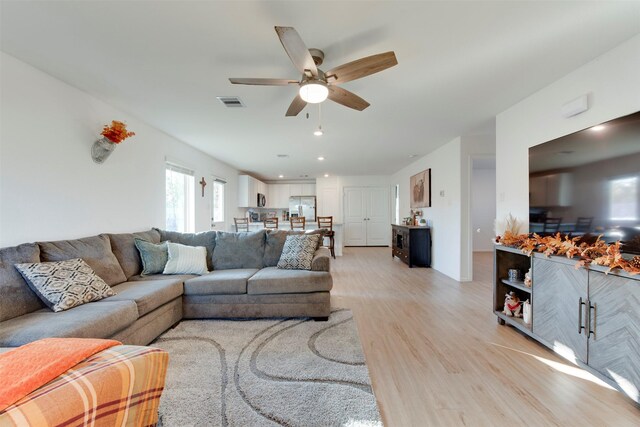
101, 120, 135, 144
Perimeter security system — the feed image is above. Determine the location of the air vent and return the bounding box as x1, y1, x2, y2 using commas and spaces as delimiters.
276, 154, 289, 158
216, 96, 245, 108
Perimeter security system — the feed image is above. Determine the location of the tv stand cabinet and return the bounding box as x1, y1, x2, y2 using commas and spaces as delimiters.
494, 245, 640, 406
391, 224, 431, 268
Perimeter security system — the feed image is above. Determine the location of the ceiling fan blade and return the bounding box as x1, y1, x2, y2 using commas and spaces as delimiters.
325, 51, 397, 84
275, 26, 318, 77
285, 94, 307, 117
327, 86, 370, 111
229, 78, 297, 86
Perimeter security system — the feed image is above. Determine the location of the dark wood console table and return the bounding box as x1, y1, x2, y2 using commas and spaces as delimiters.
391, 224, 431, 268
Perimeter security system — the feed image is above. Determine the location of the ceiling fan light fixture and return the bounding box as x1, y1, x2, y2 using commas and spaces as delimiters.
299, 81, 328, 103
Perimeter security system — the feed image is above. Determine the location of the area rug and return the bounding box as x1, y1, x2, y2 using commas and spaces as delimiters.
153, 309, 381, 427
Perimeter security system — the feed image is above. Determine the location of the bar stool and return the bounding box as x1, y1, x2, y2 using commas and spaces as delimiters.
234, 217, 249, 232
317, 216, 335, 259
264, 217, 279, 229
290, 217, 306, 231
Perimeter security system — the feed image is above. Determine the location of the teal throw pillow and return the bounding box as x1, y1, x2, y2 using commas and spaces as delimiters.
134, 238, 168, 276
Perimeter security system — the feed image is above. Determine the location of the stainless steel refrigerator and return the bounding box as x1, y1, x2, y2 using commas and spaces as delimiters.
289, 196, 316, 221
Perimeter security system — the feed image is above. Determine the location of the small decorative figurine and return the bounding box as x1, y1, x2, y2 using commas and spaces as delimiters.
503, 291, 522, 318
524, 268, 532, 288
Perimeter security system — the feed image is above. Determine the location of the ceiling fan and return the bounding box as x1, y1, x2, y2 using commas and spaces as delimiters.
229, 26, 398, 116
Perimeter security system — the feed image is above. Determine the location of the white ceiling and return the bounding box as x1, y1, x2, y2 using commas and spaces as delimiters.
2, 1, 639, 180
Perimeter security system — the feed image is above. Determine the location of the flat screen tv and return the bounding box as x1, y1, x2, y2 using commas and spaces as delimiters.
529, 110, 640, 254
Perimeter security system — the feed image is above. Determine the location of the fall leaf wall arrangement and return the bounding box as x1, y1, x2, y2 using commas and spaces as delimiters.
496, 231, 640, 275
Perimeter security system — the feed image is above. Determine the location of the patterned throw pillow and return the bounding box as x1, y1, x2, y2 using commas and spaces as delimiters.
163, 242, 209, 275
277, 234, 321, 270
14, 258, 115, 312
134, 238, 168, 276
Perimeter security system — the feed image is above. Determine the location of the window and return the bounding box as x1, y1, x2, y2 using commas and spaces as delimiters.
609, 176, 638, 221
212, 178, 226, 225
165, 164, 195, 232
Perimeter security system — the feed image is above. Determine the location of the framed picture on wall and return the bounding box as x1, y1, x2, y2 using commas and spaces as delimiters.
410, 169, 431, 208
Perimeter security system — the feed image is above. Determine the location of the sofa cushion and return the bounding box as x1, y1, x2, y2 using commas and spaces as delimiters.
247, 267, 333, 295
213, 230, 266, 270
277, 234, 321, 270
163, 242, 208, 275
0, 243, 45, 322
0, 300, 138, 347
155, 229, 216, 271
15, 259, 115, 312
263, 230, 290, 267
106, 278, 184, 317
128, 273, 197, 282
135, 239, 168, 275
184, 269, 258, 295
38, 235, 127, 286
105, 229, 161, 278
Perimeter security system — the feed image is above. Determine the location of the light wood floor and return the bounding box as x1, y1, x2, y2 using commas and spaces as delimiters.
331, 248, 639, 426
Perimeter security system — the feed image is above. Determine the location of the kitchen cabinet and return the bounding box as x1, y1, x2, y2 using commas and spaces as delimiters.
238, 175, 266, 208
268, 184, 290, 209
288, 184, 303, 196
301, 183, 316, 195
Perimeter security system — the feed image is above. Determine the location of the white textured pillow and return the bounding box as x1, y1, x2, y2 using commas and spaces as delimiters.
163, 242, 208, 275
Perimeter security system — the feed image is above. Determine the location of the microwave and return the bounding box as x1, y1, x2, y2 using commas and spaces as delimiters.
257, 193, 266, 207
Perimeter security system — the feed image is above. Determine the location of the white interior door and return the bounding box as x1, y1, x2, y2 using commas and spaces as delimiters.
366, 186, 390, 246
344, 186, 390, 246
344, 187, 367, 246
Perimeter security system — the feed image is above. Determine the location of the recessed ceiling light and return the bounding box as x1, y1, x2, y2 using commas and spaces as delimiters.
590, 125, 605, 131
276, 154, 289, 158
314, 127, 323, 136
324, 174, 329, 178
317, 156, 325, 161
278, 174, 284, 178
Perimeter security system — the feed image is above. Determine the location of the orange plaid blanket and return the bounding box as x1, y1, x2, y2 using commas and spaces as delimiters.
0, 345, 168, 427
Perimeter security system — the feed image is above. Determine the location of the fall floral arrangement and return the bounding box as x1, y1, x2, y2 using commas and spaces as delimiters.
101, 120, 135, 144
496, 231, 640, 275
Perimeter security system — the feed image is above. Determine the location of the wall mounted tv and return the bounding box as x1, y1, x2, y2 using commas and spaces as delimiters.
529, 110, 640, 253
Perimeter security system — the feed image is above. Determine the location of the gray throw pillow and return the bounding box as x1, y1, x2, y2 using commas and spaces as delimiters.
277, 234, 321, 270
264, 230, 291, 267
14, 258, 115, 312
154, 229, 217, 270
213, 230, 266, 270
134, 239, 168, 276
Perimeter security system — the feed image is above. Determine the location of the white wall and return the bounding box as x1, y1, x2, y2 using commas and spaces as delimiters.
496, 35, 640, 231
391, 138, 462, 280
471, 167, 497, 251
0, 53, 242, 247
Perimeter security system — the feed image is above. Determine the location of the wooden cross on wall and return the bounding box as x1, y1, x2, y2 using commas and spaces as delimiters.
199, 177, 207, 197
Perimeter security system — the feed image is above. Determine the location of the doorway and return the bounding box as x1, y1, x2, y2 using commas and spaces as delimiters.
344, 186, 390, 246
470, 157, 496, 279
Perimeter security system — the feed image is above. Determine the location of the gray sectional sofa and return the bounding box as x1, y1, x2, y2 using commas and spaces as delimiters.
0, 229, 332, 349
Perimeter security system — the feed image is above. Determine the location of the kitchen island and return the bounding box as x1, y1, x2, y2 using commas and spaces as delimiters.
247, 221, 344, 256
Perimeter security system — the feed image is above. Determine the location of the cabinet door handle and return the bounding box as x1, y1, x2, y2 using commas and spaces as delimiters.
588, 302, 597, 339
578, 297, 586, 334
